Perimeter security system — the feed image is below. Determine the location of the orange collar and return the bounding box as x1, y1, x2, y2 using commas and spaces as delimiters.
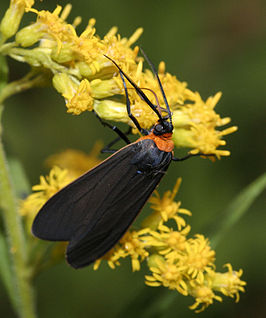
137, 132, 174, 152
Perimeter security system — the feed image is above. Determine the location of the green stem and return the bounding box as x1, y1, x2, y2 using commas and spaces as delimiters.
0, 71, 46, 104
0, 105, 36, 318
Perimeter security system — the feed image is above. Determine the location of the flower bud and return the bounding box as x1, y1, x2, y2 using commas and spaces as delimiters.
51, 44, 74, 63
0, 0, 34, 40
15, 23, 44, 47
90, 79, 120, 98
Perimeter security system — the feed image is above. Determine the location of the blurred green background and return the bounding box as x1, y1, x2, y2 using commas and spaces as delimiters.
1, 0, 265, 317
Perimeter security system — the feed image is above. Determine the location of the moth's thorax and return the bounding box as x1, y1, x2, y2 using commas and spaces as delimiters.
131, 139, 172, 175
137, 132, 174, 152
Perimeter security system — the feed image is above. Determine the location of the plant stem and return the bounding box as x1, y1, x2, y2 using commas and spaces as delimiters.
0, 105, 36, 318
0, 72, 46, 104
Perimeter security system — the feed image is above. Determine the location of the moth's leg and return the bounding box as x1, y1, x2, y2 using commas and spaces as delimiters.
172, 153, 215, 161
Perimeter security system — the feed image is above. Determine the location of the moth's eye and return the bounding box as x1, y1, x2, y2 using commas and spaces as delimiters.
155, 124, 163, 132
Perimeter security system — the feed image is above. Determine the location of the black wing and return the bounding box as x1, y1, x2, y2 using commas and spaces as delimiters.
32, 140, 172, 268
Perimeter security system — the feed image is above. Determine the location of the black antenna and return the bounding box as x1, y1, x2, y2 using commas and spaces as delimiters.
140, 48, 172, 125
104, 55, 164, 123
119, 70, 144, 134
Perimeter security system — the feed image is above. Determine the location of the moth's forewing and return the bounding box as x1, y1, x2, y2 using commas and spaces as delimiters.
32, 140, 172, 268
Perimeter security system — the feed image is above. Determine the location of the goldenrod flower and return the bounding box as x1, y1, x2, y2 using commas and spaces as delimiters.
53, 74, 94, 115
209, 264, 246, 302
188, 264, 246, 312
120, 229, 151, 271
146, 224, 190, 256
94, 228, 151, 272
16, 5, 76, 49
93, 245, 127, 271
172, 91, 238, 157
145, 256, 188, 295
146, 178, 191, 230
189, 283, 223, 313
181, 235, 216, 284
2, 2, 237, 157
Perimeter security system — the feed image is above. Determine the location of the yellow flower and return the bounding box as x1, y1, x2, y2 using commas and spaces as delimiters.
103, 27, 143, 65
188, 264, 246, 312
53, 74, 94, 115
90, 78, 121, 99
180, 234, 216, 284
143, 178, 191, 230
3, 2, 237, 157
189, 283, 223, 313
120, 229, 150, 271
145, 256, 188, 295
23, 5, 76, 50
124, 62, 187, 129
66, 79, 94, 114
146, 224, 190, 257
69, 21, 141, 73
94, 228, 151, 272
93, 245, 127, 270
209, 264, 246, 302
172, 91, 238, 158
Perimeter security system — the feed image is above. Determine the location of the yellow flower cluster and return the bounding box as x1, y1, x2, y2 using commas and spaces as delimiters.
20, 146, 245, 312
94, 178, 245, 312
0, 0, 237, 157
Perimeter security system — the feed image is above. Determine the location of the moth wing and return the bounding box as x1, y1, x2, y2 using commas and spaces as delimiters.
32, 145, 137, 241
66, 161, 170, 268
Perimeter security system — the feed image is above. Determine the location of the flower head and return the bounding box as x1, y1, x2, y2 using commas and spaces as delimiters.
144, 178, 191, 230
172, 91, 238, 157
16, 5, 76, 49
146, 224, 190, 257
188, 264, 246, 312
210, 263, 246, 302
189, 283, 223, 313
94, 228, 151, 272
145, 256, 188, 295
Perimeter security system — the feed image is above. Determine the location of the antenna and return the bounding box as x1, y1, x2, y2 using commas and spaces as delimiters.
140, 48, 172, 125
104, 55, 164, 123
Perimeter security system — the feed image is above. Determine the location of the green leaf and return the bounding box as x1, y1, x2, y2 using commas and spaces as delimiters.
207, 173, 266, 247
0, 55, 8, 93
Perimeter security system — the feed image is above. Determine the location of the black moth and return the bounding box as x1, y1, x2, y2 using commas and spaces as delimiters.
32, 49, 202, 268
